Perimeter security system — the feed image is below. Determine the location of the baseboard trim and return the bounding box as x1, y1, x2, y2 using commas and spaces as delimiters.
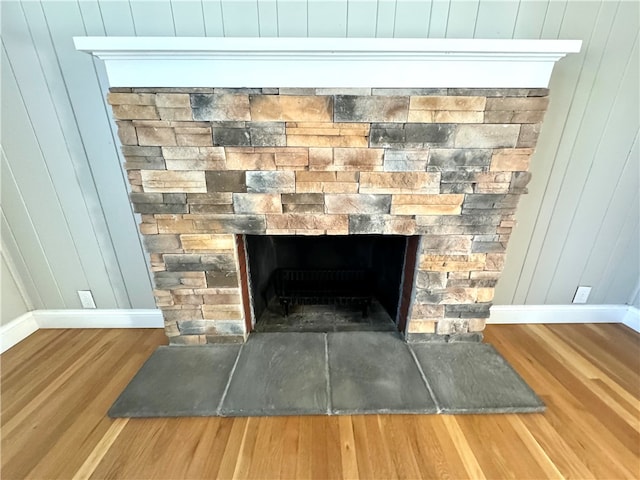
34, 309, 164, 329
2, 305, 638, 354
1, 309, 164, 354
0, 312, 39, 354
489, 304, 639, 332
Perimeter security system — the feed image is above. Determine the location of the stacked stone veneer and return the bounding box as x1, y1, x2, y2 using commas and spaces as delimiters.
108, 87, 549, 344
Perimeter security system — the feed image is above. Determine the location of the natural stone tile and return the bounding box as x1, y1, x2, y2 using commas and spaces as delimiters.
308, 148, 333, 170
107, 92, 156, 105
249, 95, 333, 122
141, 171, 206, 193
265, 214, 348, 233
359, 172, 440, 194
433, 111, 484, 123
278, 88, 316, 95
116, 121, 138, 145
324, 194, 391, 214
334, 96, 409, 122
372, 88, 447, 96
249, 124, 286, 147
484, 110, 545, 124
142, 234, 181, 253
191, 94, 251, 121
180, 234, 235, 251
212, 127, 251, 146
225, 148, 276, 170
201, 304, 243, 320
187, 192, 233, 204
510, 171, 532, 193
175, 133, 212, 147
287, 134, 368, 148
136, 127, 177, 146
348, 215, 416, 235
370, 124, 455, 148
411, 303, 445, 318
333, 148, 384, 169
407, 320, 437, 333
189, 205, 234, 214
282, 204, 325, 213
111, 104, 159, 120
133, 203, 188, 214
193, 215, 266, 234
246, 171, 295, 193
444, 303, 491, 318
517, 123, 541, 147
158, 108, 193, 121
273, 148, 309, 167
153, 271, 207, 289
490, 148, 534, 172
471, 241, 507, 253
122, 145, 163, 157
315, 88, 372, 95
162, 146, 225, 161
420, 235, 473, 255
281, 193, 324, 204
416, 271, 448, 290
486, 96, 549, 111
206, 271, 240, 288
233, 193, 283, 214
419, 254, 486, 272
205, 171, 247, 193
156, 93, 191, 108
454, 124, 520, 148
409, 96, 486, 111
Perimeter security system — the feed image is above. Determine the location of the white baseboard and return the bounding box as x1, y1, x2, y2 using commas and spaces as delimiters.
33, 309, 163, 329
1, 309, 163, 354
2, 305, 638, 354
621, 306, 640, 332
0, 312, 39, 354
489, 304, 639, 332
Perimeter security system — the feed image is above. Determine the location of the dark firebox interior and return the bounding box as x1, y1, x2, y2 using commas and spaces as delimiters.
245, 235, 409, 325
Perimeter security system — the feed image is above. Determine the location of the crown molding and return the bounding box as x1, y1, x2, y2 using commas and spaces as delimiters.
74, 37, 581, 89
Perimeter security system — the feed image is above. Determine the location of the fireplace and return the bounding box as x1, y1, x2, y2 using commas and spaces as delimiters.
75, 37, 581, 345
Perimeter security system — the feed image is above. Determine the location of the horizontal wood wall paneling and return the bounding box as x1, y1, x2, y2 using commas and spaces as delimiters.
3, 2, 120, 309
546, 32, 639, 303
1, 49, 88, 309
512, 1, 548, 39
222, 0, 259, 37
0, 211, 44, 310
130, 0, 175, 36
171, 1, 206, 36
0, 150, 64, 309
473, 0, 519, 38
276, 0, 307, 37
308, 1, 347, 37
445, 0, 478, 38
257, 0, 278, 37
21, 2, 132, 309
346, 0, 378, 38
526, 2, 633, 303
582, 136, 639, 304
40, 1, 154, 308
393, 0, 430, 38
428, 0, 449, 38
202, 0, 225, 36
375, 0, 396, 37
495, 1, 603, 305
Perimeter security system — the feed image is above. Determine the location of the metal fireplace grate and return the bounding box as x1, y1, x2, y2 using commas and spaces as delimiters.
274, 269, 373, 317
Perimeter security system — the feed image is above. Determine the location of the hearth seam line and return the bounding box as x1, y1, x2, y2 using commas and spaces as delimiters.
408, 346, 441, 413
216, 344, 244, 414
324, 333, 332, 415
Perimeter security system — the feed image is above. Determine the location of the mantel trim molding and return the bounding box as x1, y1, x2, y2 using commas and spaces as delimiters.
74, 37, 581, 89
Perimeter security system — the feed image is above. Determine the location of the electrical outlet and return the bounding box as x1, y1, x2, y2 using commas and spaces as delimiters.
572, 286, 592, 304
78, 290, 96, 309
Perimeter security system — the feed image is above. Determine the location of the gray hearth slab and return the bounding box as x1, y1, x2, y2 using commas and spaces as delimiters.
108, 344, 240, 418
219, 332, 329, 416
411, 343, 545, 413
328, 331, 437, 414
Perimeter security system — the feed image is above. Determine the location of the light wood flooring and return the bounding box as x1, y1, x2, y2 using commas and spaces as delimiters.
1, 324, 639, 479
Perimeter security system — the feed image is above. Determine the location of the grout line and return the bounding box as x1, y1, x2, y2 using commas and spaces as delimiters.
407, 344, 441, 413
324, 332, 332, 415
216, 344, 244, 415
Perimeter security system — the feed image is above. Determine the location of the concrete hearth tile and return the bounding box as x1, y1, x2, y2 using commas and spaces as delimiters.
328, 332, 437, 414
220, 332, 329, 416
411, 343, 545, 413
108, 345, 240, 417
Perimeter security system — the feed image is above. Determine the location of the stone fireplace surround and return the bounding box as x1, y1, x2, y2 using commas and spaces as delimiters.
76, 38, 580, 345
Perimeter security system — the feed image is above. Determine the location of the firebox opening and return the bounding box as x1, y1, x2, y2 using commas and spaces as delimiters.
244, 235, 417, 332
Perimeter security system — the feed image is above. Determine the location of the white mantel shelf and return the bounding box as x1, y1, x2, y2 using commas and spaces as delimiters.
74, 37, 581, 89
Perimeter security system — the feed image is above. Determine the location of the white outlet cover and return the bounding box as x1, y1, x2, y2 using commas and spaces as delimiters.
573, 286, 592, 304
78, 290, 97, 309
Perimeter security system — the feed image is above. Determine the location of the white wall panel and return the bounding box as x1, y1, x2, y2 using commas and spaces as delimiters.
2, 0, 638, 312
1, 253, 29, 325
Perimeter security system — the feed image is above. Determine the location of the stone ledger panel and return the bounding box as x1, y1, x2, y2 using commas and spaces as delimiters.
109, 88, 549, 344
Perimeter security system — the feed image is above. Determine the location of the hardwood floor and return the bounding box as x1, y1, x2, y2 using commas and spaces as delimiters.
1, 324, 638, 479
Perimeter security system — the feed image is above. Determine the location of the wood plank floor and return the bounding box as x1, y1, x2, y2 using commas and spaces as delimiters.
1, 324, 638, 479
